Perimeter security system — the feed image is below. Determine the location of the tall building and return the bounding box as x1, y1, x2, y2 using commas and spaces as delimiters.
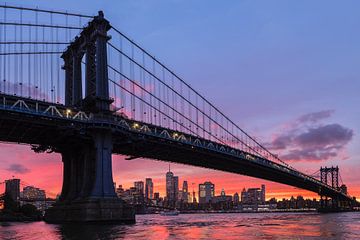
22, 186, 46, 200
134, 181, 144, 196
145, 178, 154, 200
166, 167, 174, 201
198, 181, 215, 204
153, 192, 160, 201
241, 185, 266, 205
173, 176, 179, 202
165, 166, 179, 204
261, 184, 266, 203
182, 181, 189, 202
5, 179, 20, 202
233, 192, 240, 205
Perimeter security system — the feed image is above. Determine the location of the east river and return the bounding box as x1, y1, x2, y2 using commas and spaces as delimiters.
1, 212, 360, 239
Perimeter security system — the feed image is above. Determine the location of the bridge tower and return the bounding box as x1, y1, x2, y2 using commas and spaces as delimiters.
45, 11, 134, 223
320, 166, 339, 210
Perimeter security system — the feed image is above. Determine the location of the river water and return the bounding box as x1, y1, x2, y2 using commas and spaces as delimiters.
1, 212, 360, 239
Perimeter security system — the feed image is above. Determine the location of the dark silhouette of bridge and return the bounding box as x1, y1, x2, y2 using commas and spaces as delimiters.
0, 5, 356, 222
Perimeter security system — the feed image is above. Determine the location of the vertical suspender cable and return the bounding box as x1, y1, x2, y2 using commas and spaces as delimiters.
20, 9, 23, 96
1, 8, 6, 93
15, 22, 18, 95
3, 6, 6, 93
130, 44, 135, 119
28, 26, 31, 97
56, 27, 60, 103
35, 10, 38, 99
50, 13, 54, 102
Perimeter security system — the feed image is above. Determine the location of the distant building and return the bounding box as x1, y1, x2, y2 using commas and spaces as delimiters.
145, 178, 154, 200
166, 168, 174, 201
199, 181, 215, 204
182, 181, 189, 202
241, 185, 265, 205
21, 186, 46, 201
134, 181, 144, 196
165, 166, 179, 205
261, 184, 266, 203
173, 176, 179, 202
213, 189, 232, 206
116, 185, 125, 197
233, 192, 240, 205
5, 179, 20, 202
154, 192, 160, 201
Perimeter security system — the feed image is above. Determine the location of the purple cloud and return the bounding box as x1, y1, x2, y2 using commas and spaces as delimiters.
297, 110, 334, 124
6, 163, 31, 174
268, 111, 353, 162
294, 124, 353, 149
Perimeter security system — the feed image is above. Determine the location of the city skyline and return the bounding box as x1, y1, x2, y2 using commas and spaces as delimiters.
0, 0, 359, 202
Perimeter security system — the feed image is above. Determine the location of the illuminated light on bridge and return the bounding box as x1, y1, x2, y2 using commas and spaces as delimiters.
0, 4, 357, 222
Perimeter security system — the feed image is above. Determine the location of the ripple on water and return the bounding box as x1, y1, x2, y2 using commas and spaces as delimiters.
0, 212, 359, 240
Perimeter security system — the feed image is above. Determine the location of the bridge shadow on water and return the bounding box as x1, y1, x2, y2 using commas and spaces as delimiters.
56, 223, 131, 240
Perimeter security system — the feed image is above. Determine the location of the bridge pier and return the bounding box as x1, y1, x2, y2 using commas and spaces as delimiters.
45, 11, 135, 223
45, 130, 135, 223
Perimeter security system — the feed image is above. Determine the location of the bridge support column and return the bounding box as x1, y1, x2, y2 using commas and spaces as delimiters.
45, 130, 135, 223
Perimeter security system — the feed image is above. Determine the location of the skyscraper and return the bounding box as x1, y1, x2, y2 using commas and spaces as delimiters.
134, 181, 144, 196
233, 192, 240, 205
261, 184, 266, 203
5, 179, 20, 202
165, 165, 179, 205
182, 180, 189, 202
198, 181, 215, 204
145, 178, 153, 200
173, 176, 179, 202
166, 166, 174, 201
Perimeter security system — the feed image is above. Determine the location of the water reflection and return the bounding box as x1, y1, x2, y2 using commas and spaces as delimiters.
57, 223, 129, 240
1, 212, 360, 240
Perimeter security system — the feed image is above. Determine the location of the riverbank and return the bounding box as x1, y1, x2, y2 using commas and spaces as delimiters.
178, 208, 317, 214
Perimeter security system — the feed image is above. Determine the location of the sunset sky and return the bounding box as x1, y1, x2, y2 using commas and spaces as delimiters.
0, 0, 359, 200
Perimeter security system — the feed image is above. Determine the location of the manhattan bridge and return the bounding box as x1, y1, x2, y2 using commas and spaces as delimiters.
0, 5, 357, 222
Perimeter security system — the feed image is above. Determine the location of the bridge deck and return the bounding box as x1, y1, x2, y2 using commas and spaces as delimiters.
0, 93, 352, 201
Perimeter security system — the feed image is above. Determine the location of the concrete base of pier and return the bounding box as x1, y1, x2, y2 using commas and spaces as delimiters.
44, 198, 135, 223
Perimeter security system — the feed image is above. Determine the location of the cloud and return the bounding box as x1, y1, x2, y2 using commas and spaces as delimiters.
294, 124, 353, 149
6, 163, 31, 174
268, 111, 354, 162
297, 110, 334, 124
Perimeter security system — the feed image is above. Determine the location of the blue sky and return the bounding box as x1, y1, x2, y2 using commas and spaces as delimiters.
1, 0, 359, 198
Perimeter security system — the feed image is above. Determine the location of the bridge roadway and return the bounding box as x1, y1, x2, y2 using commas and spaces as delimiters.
0, 93, 352, 202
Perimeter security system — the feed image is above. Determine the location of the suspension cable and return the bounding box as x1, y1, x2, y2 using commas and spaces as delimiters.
0, 4, 94, 18
110, 26, 288, 166
0, 22, 83, 30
